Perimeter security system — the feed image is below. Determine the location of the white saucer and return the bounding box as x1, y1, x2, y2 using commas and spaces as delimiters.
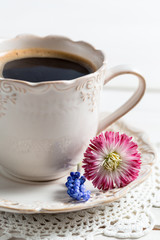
0, 120, 155, 214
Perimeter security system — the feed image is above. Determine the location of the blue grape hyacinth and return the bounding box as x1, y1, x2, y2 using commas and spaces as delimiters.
65, 171, 91, 201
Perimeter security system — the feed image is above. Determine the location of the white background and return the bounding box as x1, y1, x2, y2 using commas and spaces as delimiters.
0, 0, 160, 89
0, 1, 160, 239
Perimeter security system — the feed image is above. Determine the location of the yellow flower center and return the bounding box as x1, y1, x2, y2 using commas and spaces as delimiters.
103, 152, 122, 171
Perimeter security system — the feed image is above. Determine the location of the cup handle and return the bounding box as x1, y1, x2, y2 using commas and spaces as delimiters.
97, 65, 146, 134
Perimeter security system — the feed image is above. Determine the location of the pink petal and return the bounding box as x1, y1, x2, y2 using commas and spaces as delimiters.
82, 131, 141, 191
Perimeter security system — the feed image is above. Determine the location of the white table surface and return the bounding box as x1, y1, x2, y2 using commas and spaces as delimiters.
97, 88, 160, 240
0, 0, 160, 239
5, 89, 160, 240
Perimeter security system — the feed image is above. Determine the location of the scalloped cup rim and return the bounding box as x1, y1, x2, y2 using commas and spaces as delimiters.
0, 34, 107, 87
0, 64, 107, 87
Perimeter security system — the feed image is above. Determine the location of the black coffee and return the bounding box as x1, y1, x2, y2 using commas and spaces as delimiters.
2, 56, 93, 82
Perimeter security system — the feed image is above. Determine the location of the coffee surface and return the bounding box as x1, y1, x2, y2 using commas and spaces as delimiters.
2, 56, 93, 82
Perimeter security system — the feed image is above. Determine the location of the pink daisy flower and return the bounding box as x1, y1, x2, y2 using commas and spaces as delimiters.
82, 131, 141, 191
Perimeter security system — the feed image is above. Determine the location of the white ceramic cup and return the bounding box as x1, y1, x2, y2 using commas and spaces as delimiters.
0, 35, 146, 181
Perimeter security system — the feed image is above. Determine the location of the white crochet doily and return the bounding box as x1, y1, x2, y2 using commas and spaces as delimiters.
0, 155, 159, 240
